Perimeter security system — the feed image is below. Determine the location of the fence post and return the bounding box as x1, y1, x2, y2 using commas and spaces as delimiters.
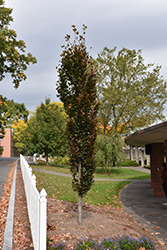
32, 174, 36, 187
39, 188, 47, 250
28, 166, 32, 223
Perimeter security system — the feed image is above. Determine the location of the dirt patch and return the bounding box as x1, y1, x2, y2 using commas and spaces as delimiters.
12, 168, 166, 249
47, 198, 166, 249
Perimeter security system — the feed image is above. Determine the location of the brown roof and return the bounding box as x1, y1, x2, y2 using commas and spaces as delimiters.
125, 121, 167, 147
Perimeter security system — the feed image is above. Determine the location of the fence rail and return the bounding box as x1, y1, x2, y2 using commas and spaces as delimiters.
20, 154, 47, 250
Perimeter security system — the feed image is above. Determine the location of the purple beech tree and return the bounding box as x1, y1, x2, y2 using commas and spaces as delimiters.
56, 25, 99, 226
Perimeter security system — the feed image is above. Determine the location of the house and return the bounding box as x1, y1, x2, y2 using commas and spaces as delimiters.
0, 128, 19, 157
125, 121, 167, 197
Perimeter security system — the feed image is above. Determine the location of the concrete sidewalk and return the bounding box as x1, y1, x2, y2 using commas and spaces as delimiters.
120, 178, 167, 247
32, 166, 150, 182
123, 166, 150, 173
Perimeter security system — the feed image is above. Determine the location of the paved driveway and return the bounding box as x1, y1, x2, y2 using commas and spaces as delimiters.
0, 157, 18, 199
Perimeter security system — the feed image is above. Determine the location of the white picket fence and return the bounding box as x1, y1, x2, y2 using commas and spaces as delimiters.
20, 154, 47, 250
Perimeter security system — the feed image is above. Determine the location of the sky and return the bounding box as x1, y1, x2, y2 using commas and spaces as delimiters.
1, 0, 167, 115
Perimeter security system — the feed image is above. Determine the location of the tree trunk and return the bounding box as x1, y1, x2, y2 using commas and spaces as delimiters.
78, 160, 82, 226
46, 155, 48, 165
105, 158, 107, 174
78, 193, 82, 226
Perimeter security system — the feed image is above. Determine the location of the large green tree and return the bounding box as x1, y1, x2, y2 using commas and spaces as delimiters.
0, 0, 37, 88
57, 25, 98, 226
21, 99, 68, 164
0, 0, 36, 137
95, 46, 167, 135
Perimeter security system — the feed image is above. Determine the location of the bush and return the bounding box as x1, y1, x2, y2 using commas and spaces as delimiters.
0, 146, 3, 156
51, 236, 156, 249
121, 159, 139, 167
52, 156, 70, 166
143, 165, 150, 169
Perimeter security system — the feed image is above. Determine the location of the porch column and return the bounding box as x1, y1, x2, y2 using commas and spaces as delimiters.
135, 146, 139, 164
130, 146, 134, 161
140, 149, 144, 167
150, 143, 164, 196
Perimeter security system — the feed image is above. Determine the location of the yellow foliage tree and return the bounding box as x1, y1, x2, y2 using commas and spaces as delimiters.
12, 120, 27, 152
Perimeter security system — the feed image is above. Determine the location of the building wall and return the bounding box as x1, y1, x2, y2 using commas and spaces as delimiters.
0, 128, 12, 157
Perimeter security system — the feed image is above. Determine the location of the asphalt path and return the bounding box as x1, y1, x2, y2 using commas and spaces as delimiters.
0, 157, 18, 199
120, 179, 167, 246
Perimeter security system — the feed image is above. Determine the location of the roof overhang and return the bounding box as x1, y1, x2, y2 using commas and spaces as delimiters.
125, 121, 167, 147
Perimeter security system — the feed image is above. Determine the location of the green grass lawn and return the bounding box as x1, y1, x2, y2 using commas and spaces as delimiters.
32, 163, 150, 208
31, 164, 150, 180
34, 170, 130, 207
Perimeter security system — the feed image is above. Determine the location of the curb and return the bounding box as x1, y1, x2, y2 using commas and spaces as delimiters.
2, 159, 19, 250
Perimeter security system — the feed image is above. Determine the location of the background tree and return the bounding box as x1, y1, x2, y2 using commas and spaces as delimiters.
0, 0, 37, 88
12, 119, 27, 152
0, 95, 28, 136
57, 25, 98, 226
0, 0, 36, 138
20, 99, 68, 164
4, 99, 29, 125
95, 46, 167, 135
96, 133, 126, 174
0, 95, 7, 136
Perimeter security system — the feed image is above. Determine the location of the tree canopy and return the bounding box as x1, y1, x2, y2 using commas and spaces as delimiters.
12, 119, 27, 152
0, 0, 37, 88
18, 99, 68, 164
57, 25, 98, 225
0, 0, 36, 137
95, 46, 167, 135
0, 94, 28, 135
96, 133, 126, 173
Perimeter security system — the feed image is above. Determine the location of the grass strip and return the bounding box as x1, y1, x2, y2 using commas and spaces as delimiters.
34, 171, 130, 207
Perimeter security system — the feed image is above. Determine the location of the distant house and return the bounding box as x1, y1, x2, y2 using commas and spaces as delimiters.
0, 128, 19, 157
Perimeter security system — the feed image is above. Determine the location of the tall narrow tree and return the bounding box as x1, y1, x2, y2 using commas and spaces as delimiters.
57, 25, 98, 226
